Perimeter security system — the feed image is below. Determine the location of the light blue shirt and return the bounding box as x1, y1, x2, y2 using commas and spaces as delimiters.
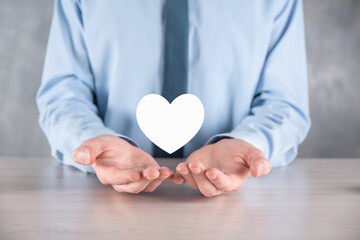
37, 0, 310, 173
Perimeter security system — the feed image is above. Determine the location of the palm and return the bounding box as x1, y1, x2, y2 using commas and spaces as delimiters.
174, 139, 271, 197
185, 140, 249, 174
73, 135, 173, 194
92, 146, 159, 172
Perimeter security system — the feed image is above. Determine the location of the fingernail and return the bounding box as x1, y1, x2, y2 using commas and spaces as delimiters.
258, 165, 263, 175
85, 149, 91, 164
146, 175, 156, 180
190, 168, 201, 174
180, 170, 189, 175
129, 176, 137, 181
207, 174, 217, 180
129, 174, 140, 182
78, 148, 90, 164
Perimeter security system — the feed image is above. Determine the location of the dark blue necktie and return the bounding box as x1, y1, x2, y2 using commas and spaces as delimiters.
153, 0, 189, 158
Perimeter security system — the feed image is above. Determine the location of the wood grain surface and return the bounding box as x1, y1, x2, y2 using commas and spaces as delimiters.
0, 157, 359, 240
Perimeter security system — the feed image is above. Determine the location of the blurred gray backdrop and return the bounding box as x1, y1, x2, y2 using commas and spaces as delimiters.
0, 0, 359, 158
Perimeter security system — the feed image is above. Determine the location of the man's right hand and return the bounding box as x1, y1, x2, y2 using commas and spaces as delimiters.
72, 135, 173, 194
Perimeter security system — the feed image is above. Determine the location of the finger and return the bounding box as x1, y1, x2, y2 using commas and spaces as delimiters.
230, 169, 251, 191
114, 167, 160, 194
205, 168, 235, 192
166, 173, 174, 180
95, 163, 141, 185
144, 167, 173, 192
246, 148, 272, 177
188, 161, 222, 197
142, 166, 160, 180
112, 185, 124, 193
72, 138, 105, 165
176, 162, 198, 189
173, 173, 185, 184
72, 146, 94, 165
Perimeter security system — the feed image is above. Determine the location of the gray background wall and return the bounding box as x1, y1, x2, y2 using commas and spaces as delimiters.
0, 0, 359, 158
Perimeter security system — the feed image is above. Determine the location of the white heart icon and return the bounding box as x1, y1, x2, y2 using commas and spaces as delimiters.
136, 94, 205, 154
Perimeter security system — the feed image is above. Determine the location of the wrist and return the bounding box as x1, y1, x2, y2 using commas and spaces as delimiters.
215, 138, 262, 156
118, 136, 138, 147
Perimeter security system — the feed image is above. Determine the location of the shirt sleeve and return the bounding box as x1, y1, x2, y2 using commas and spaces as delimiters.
206, 0, 311, 167
36, 0, 138, 173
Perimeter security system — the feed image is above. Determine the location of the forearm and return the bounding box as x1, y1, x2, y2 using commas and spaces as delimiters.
207, 99, 310, 167
37, 0, 137, 173
37, 80, 112, 173
207, 0, 310, 167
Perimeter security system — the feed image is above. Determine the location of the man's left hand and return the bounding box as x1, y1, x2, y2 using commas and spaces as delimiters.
173, 139, 272, 197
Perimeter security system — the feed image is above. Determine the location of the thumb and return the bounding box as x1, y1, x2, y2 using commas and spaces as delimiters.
72, 138, 104, 165
246, 147, 272, 177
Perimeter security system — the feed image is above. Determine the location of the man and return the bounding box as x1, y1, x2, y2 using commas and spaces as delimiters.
37, 0, 310, 197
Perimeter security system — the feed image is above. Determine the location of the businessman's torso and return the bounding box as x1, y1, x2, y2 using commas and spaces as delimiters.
76, 0, 281, 154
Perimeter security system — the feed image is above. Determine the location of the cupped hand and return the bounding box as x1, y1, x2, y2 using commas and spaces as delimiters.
72, 135, 173, 194
173, 139, 272, 197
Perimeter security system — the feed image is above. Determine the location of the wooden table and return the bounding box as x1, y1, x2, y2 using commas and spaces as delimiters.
0, 157, 359, 240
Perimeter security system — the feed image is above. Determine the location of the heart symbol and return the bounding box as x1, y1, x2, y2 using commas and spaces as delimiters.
136, 94, 205, 154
